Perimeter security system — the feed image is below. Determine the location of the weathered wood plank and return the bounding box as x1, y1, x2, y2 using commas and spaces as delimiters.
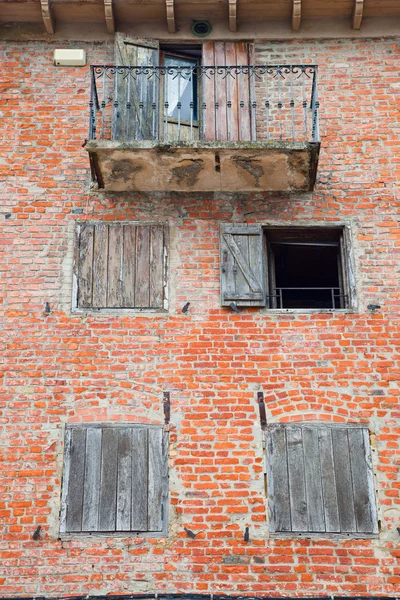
348, 427, 377, 534
234, 230, 250, 301
332, 428, 357, 533
114, 35, 159, 141
318, 427, 340, 532
148, 427, 164, 531
235, 42, 251, 141
225, 42, 239, 141
202, 41, 216, 141
286, 426, 308, 532
303, 427, 325, 532
248, 227, 266, 307
99, 427, 118, 531
131, 428, 148, 531
220, 228, 237, 307
66, 428, 86, 532
122, 224, 136, 307
149, 225, 164, 309
82, 427, 102, 531
116, 428, 132, 531
135, 225, 150, 307
223, 232, 264, 295
214, 42, 228, 141
92, 224, 109, 308
77, 224, 94, 308
107, 225, 124, 307
266, 426, 291, 532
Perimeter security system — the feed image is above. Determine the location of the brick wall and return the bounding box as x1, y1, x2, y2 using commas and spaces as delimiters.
0, 37, 399, 597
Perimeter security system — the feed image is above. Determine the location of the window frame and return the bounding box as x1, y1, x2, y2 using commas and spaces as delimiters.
219, 223, 357, 313
160, 48, 201, 126
60, 423, 169, 538
265, 422, 378, 539
72, 220, 169, 314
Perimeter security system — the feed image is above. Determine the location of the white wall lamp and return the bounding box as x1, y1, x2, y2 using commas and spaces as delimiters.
53, 49, 86, 66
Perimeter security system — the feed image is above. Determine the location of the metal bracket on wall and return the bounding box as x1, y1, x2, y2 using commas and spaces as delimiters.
257, 391, 267, 430
163, 391, 171, 430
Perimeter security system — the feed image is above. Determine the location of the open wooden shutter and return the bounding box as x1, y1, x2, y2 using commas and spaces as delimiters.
114, 33, 159, 141
202, 42, 253, 142
75, 222, 167, 310
61, 425, 168, 534
220, 224, 265, 307
266, 424, 378, 536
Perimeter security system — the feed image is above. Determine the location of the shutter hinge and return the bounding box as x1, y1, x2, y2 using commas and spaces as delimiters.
163, 391, 170, 431
257, 391, 267, 430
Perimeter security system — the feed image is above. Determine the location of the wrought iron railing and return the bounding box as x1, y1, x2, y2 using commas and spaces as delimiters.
89, 65, 319, 144
269, 287, 347, 309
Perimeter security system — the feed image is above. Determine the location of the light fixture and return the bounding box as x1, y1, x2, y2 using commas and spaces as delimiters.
53, 49, 86, 67
191, 21, 212, 37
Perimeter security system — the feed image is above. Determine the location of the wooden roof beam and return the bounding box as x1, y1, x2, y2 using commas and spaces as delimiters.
104, 0, 115, 33
352, 0, 364, 29
40, 0, 54, 34
292, 0, 301, 31
228, 0, 237, 32
166, 0, 176, 33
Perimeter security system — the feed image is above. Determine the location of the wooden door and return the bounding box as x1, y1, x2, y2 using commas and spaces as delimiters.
202, 42, 254, 142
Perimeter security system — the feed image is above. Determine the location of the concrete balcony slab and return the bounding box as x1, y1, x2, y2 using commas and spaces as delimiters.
86, 140, 320, 193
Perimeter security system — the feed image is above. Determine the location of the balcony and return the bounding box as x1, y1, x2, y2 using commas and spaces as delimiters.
85, 64, 320, 193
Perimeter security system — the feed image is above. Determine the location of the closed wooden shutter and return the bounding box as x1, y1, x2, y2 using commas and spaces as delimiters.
220, 224, 266, 307
202, 42, 254, 142
60, 425, 168, 534
266, 424, 378, 536
75, 222, 167, 310
114, 33, 159, 141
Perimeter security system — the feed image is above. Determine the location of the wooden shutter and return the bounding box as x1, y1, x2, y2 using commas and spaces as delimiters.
266, 424, 378, 536
220, 224, 266, 307
75, 222, 167, 310
114, 33, 159, 141
60, 425, 168, 534
202, 42, 253, 142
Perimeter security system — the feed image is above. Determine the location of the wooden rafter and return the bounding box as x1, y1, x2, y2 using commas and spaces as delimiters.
40, 0, 54, 34
228, 0, 237, 32
292, 0, 301, 31
104, 0, 115, 33
352, 0, 364, 29
166, 0, 176, 33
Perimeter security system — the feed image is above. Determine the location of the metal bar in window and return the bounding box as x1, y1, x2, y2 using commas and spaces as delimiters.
177, 69, 181, 142
215, 68, 219, 142
251, 67, 257, 141
125, 70, 131, 140
112, 67, 118, 141
164, 70, 168, 143
265, 69, 270, 141
190, 67, 194, 142
290, 68, 295, 141
227, 67, 231, 142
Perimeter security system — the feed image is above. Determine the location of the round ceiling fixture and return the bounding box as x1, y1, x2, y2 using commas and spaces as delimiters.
191, 20, 212, 37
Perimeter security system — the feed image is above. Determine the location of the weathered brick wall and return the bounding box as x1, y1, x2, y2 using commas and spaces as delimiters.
0, 37, 399, 597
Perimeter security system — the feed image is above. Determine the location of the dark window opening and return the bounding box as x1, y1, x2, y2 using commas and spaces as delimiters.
266, 228, 348, 309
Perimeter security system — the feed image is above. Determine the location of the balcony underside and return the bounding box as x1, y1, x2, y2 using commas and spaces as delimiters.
86, 141, 320, 193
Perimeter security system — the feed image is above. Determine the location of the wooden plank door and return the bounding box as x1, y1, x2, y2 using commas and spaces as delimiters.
202, 42, 253, 142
